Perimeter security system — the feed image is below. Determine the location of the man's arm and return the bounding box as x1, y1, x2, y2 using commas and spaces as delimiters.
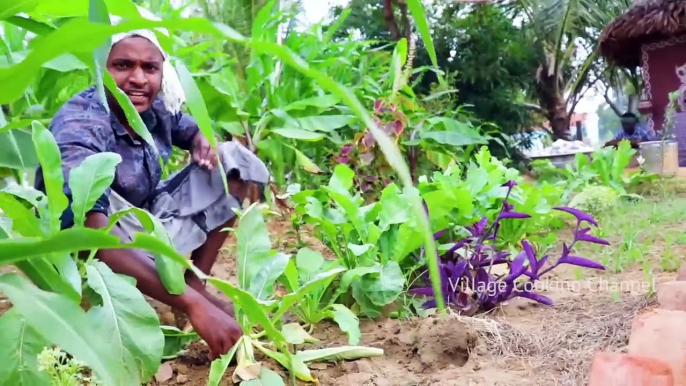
84, 212, 205, 314
170, 112, 201, 151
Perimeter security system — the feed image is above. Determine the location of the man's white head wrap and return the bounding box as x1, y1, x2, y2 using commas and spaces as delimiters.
109, 8, 186, 114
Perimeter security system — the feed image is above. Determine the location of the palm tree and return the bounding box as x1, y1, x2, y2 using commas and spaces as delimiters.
502, 0, 634, 139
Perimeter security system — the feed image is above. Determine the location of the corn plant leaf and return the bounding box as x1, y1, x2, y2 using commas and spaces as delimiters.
0, 0, 39, 21
271, 128, 324, 141
103, 73, 158, 154
88, 0, 111, 113
282, 95, 339, 111
0, 16, 246, 103
31, 121, 68, 234
0, 273, 131, 385
389, 38, 407, 99
0, 309, 51, 386
406, 0, 439, 79
173, 59, 228, 195
250, 34, 443, 311
68, 152, 122, 227
0, 227, 205, 281
86, 261, 165, 382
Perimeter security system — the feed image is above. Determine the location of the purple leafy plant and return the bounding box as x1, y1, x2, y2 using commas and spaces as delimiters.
411, 180, 607, 312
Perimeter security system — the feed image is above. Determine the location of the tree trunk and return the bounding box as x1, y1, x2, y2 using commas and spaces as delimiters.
383, 0, 402, 40
548, 104, 572, 141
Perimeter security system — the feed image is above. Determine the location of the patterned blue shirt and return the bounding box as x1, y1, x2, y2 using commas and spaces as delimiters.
34, 86, 200, 226
614, 124, 655, 141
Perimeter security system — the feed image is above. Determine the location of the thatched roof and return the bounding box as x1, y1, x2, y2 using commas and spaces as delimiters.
599, 0, 686, 68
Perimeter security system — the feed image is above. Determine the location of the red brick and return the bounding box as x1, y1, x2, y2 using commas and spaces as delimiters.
658, 281, 686, 311
589, 352, 673, 386
628, 309, 686, 384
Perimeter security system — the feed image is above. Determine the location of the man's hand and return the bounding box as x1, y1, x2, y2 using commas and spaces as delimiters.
191, 132, 218, 170
604, 139, 619, 147
187, 297, 242, 360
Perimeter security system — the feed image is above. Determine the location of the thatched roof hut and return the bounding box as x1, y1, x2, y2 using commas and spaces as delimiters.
599, 0, 686, 68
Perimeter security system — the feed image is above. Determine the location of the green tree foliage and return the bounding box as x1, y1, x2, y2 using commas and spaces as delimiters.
333, 1, 541, 158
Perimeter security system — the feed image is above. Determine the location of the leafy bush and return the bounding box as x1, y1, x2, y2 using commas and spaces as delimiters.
568, 185, 620, 216
531, 140, 659, 203
410, 180, 607, 313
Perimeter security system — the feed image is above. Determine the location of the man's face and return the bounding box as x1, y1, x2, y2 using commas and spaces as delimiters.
621, 118, 636, 134
106, 36, 163, 113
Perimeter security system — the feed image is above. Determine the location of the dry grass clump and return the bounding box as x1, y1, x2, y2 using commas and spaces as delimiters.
456, 293, 656, 385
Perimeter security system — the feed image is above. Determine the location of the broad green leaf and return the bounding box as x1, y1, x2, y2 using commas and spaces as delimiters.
271, 268, 345, 322
0, 129, 39, 170
86, 261, 164, 382
328, 164, 354, 194
331, 264, 381, 302
378, 184, 412, 231
281, 323, 318, 345
236, 203, 273, 290
207, 337, 240, 386
295, 248, 325, 283
252, 344, 314, 383
207, 278, 286, 347
326, 304, 360, 345
0, 309, 51, 386
0, 192, 42, 237
248, 252, 289, 300
356, 261, 404, 307
347, 243, 373, 257
0, 273, 130, 385
68, 152, 122, 227
271, 128, 324, 141
31, 121, 68, 233
0, 195, 81, 299
161, 325, 197, 359
107, 207, 186, 295
285, 145, 321, 174
240, 367, 285, 386
295, 346, 383, 363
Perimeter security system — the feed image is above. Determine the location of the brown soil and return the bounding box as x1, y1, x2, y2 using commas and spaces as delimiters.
0, 217, 662, 386
146, 217, 662, 386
